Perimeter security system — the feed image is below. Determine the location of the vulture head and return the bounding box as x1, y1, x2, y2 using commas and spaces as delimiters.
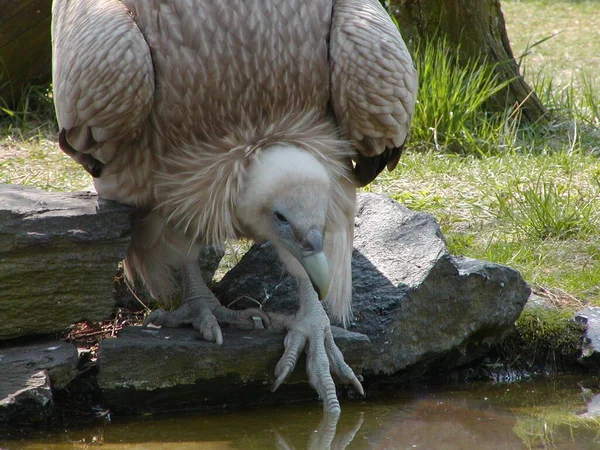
236, 145, 332, 299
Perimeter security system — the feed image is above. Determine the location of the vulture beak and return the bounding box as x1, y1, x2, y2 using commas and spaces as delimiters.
295, 228, 329, 300
300, 251, 330, 300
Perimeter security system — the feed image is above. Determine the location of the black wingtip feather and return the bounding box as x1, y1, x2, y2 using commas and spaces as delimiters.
352, 145, 404, 187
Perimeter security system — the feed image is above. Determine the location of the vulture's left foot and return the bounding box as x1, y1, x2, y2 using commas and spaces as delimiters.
142, 262, 269, 344
143, 300, 269, 344
269, 298, 364, 413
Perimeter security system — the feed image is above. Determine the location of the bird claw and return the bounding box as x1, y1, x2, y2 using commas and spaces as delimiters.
213, 305, 271, 330
192, 311, 224, 345
142, 308, 167, 328
272, 330, 305, 392
270, 311, 363, 412
142, 300, 268, 345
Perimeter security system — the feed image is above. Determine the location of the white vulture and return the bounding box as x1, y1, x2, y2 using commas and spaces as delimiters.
52, 0, 417, 412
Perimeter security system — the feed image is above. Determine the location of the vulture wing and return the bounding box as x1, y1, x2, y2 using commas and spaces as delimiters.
330, 0, 418, 186
52, 0, 154, 176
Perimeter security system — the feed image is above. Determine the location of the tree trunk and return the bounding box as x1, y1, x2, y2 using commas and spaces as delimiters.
0, 0, 52, 110
389, 0, 546, 123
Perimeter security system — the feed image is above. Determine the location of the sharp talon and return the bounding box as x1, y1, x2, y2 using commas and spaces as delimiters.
252, 317, 262, 329
354, 379, 365, 396
259, 313, 271, 329
215, 326, 223, 345
199, 318, 224, 345
272, 367, 291, 392
338, 364, 364, 395
274, 295, 363, 412
349, 371, 365, 395
142, 309, 164, 327
250, 309, 270, 329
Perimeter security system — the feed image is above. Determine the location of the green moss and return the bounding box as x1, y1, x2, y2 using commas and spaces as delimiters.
500, 307, 585, 370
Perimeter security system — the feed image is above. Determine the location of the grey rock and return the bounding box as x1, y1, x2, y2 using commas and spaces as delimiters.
575, 306, 600, 367
0, 340, 79, 391
350, 194, 531, 375
524, 292, 556, 311
216, 193, 530, 377
199, 245, 225, 286
0, 183, 131, 340
0, 340, 78, 425
97, 325, 369, 414
0, 371, 53, 426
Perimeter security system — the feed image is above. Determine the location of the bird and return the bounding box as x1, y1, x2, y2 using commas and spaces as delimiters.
51, 0, 417, 413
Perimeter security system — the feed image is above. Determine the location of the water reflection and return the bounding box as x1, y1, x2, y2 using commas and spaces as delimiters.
2, 376, 600, 449
274, 412, 364, 450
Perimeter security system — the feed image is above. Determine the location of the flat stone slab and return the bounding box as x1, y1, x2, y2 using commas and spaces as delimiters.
0, 340, 78, 425
97, 326, 370, 414
0, 183, 131, 340
0, 371, 53, 427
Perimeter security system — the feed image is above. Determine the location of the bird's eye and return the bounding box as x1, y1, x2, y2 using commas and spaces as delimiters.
274, 212, 289, 224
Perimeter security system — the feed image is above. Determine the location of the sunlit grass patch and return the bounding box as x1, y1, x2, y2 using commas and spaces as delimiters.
368, 146, 600, 304
494, 177, 599, 240
503, 0, 600, 90
0, 82, 91, 192
533, 72, 600, 129
0, 134, 90, 192
410, 38, 515, 155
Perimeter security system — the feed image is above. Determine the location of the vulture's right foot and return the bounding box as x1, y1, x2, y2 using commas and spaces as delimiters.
142, 262, 269, 344
268, 279, 363, 413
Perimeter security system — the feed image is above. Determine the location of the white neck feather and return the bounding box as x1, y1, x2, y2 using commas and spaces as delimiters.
253, 144, 331, 183
236, 145, 331, 239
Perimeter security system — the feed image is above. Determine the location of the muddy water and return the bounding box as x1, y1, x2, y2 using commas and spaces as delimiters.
2, 376, 600, 449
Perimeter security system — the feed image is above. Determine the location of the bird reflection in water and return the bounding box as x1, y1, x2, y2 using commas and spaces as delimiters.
274, 411, 365, 450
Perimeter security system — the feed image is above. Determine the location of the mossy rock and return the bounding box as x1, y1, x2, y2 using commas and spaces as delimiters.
498, 306, 586, 371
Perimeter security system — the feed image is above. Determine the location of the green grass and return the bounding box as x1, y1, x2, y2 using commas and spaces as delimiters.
410, 38, 514, 154
0, 82, 91, 191
503, 0, 600, 90
367, 0, 600, 306
494, 176, 598, 240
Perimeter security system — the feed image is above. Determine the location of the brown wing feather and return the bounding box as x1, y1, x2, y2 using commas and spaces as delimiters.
52, 0, 155, 166
330, 0, 417, 185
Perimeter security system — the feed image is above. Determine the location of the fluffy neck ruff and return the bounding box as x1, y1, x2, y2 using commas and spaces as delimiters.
156, 111, 353, 247
156, 111, 357, 324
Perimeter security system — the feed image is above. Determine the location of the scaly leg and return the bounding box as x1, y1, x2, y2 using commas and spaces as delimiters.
143, 262, 269, 344
269, 278, 364, 412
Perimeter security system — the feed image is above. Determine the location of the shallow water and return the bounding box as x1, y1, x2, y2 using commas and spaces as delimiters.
2, 376, 600, 449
